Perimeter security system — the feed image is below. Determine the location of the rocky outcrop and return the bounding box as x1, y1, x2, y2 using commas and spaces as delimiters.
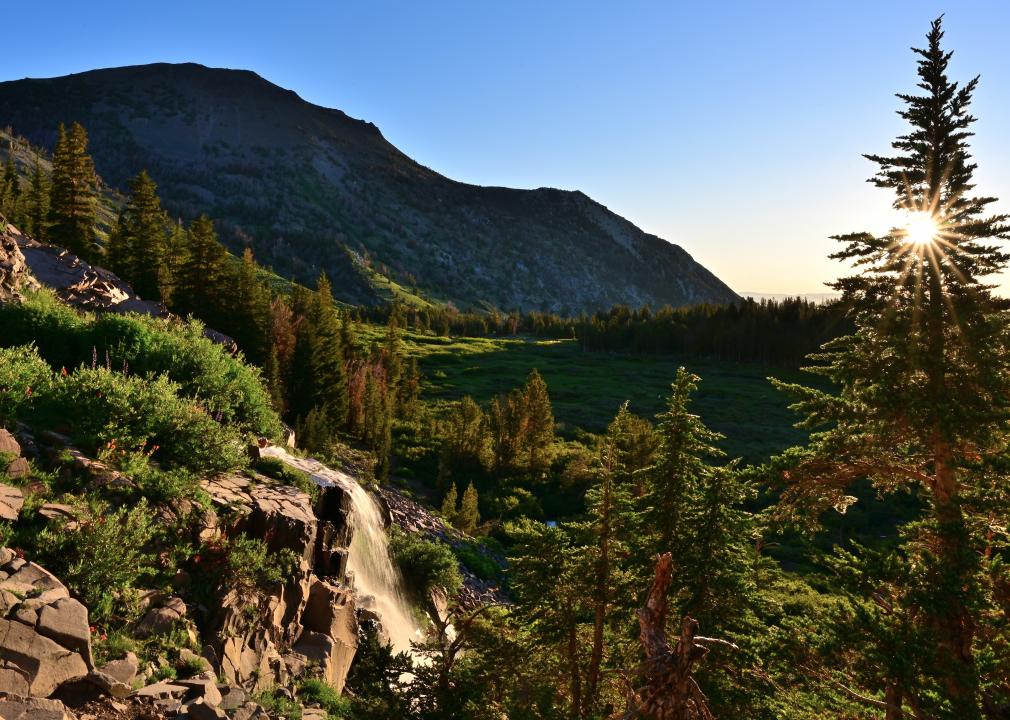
0, 220, 39, 303
0, 549, 93, 698
1, 429, 32, 488
202, 475, 358, 693
2, 221, 238, 351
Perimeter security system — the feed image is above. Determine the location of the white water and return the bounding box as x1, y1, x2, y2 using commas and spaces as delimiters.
260, 446, 421, 654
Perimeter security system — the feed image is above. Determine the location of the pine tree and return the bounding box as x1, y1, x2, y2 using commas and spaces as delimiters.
111, 170, 168, 299
229, 248, 272, 363
646, 368, 724, 557
606, 401, 658, 497
48, 122, 97, 258
310, 274, 348, 427
160, 220, 189, 306
457, 481, 480, 534
522, 369, 555, 477
772, 17, 1010, 715
173, 214, 229, 323
24, 153, 50, 241
2, 146, 21, 223
265, 296, 297, 413
440, 482, 458, 525
437, 396, 488, 491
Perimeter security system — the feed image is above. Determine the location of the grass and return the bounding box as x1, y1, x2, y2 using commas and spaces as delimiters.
388, 332, 812, 464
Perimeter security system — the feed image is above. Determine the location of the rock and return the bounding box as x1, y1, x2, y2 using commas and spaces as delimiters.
0, 696, 75, 720
131, 680, 188, 700
217, 685, 247, 711
5, 457, 30, 481
0, 552, 92, 697
0, 223, 39, 303
0, 429, 21, 456
302, 709, 328, 720
175, 676, 221, 706
37, 504, 77, 524
99, 652, 138, 686
135, 596, 186, 638
185, 698, 227, 720
37, 598, 94, 666
231, 702, 269, 720
84, 669, 132, 698
299, 580, 357, 693
0, 484, 24, 521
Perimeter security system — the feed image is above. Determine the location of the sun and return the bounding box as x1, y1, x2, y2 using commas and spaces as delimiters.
904, 211, 940, 246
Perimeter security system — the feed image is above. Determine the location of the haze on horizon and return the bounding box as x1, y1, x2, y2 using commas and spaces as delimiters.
6, 0, 1010, 297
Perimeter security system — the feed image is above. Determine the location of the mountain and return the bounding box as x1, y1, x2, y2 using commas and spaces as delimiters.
0, 63, 738, 311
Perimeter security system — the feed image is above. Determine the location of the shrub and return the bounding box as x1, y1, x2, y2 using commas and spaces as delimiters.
35, 499, 159, 623
298, 678, 351, 718
33, 367, 246, 473
452, 540, 502, 582
389, 526, 462, 599
0, 345, 53, 424
193, 535, 299, 600
253, 686, 303, 720
0, 291, 281, 436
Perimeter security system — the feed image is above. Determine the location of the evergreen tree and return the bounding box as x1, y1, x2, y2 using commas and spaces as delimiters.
24, 153, 50, 241
309, 274, 349, 427
440, 482, 458, 525
646, 368, 724, 557
605, 401, 658, 497
522, 368, 555, 477
2, 146, 20, 223
229, 248, 272, 363
111, 170, 169, 299
457, 481, 480, 534
173, 214, 229, 323
265, 296, 297, 414
160, 220, 188, 306
437, 396, 488, 491
772, 17, 1010, 716
48, 122, 97, 258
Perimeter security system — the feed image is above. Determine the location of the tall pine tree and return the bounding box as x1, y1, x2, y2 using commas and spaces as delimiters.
773, 17, 1010, 716
48, 123, 97, 258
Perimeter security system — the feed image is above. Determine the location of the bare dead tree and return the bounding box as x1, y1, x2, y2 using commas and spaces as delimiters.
620, 553, 736, 720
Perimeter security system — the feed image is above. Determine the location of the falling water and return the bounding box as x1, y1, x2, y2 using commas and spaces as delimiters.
260, 446, 421, 654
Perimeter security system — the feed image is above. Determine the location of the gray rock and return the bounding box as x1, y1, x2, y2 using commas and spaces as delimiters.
0, 484, 24, 521
184, 698, 227, 720
0, 429, 21, 456
99, 651, 138, 686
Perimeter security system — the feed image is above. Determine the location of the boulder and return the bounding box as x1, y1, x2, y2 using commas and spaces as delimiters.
84, 669, 132, 698
5, 457, 30, 482
99, 651, 138, 686
131, 680, 188, 701
135, 596, 186, 638
185, 697, 228, 720
217, 685, 247, 710
0, 696, 74, 720
0, 429, 21, 456
0, 552, 92, 697
0, 484, 24, 521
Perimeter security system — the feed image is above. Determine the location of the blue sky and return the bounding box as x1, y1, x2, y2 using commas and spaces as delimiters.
6, 1, 1010, 294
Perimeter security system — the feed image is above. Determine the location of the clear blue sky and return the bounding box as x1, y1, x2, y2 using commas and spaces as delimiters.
6, 1, 1010, 294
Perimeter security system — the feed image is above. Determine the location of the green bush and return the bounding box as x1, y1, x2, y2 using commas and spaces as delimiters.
35, 499, 159, 623
298, 678, 351, 718
0, 345, 53, 424
0, 291, 281, 436
389, 526, 462, 599
452, 540, 502, 582
192, 535, 299, 601
253, 686, 303, 720
33, 367, 246, 473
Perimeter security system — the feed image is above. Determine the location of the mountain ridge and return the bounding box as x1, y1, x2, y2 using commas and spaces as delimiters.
0, 62, 739, 312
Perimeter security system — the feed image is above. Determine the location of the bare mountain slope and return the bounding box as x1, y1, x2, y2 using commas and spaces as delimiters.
0, 63, 738, 311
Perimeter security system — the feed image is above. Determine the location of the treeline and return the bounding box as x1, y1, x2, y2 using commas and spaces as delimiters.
365, 297, 851, 369
2, 123, 417, 473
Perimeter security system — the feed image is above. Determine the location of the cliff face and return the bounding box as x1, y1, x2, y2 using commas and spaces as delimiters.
0, 63, 738, 311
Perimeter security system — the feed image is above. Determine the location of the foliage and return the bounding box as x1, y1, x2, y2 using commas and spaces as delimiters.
0, 344, 53, 424
34, 499, 158, 624
297, 679, 351, 719
388, 527, 462, 601
48, 122, 97, 258
252, 456, 319, 502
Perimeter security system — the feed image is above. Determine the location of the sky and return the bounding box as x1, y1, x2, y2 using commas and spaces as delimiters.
5, 0, 1010, 295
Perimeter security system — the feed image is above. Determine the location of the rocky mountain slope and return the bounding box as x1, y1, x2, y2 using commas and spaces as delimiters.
0, 63, 738, 312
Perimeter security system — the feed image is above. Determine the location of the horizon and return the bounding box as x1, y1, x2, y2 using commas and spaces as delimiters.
5, 1, 1010, 296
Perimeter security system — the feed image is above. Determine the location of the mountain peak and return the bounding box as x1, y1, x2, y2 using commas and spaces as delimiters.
0, 63, 736, 311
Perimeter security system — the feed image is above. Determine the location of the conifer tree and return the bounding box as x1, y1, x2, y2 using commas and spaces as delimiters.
646, 368, 724, 557
160, 220, 189, 306
48, 122, 97, 258
457, 481, 480, 534
24, 153, 50, 241
309, 274, 348, 427
523, 368, 555, 476
440, 482, 458, 525
111, 170, 169, 299
173, 214, 229, 323
229, 248, 272, 363
265, 296, 297, 413
773, 17, 1010, 715
437, 396, 488, 490
2, 146, 20, 223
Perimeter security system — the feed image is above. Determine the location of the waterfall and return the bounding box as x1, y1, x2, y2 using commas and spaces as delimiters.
260, 446, 421, 654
